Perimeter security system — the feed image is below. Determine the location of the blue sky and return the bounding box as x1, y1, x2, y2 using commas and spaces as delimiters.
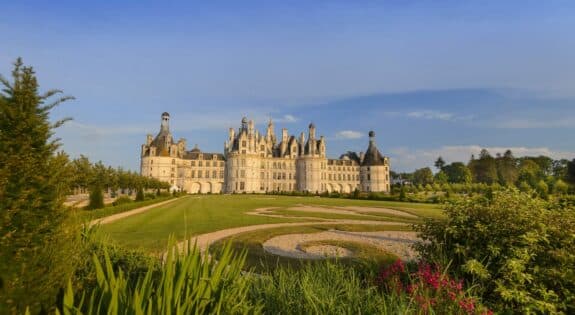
1, 1, 574, 171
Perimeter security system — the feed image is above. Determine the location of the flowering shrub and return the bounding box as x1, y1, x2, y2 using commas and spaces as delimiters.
377, 259, 492, 315
415, 188, 575, 313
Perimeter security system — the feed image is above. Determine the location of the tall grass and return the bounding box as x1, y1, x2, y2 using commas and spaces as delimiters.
60, 240, 260, 314
249, 261, 412, 314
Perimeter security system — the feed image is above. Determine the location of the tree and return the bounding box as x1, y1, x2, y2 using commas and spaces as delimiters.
552, 159, 569, 179
87, 183, 105, 209
468, 149, 498, 184
413, 167, 434, 186
518, 159, 542, 187
136, 186, 145, 201
434, 171, 448, 184
0, 58, 76, 313
434, 156, 446, 171
443, 162, 472, 184
567, 159, 575, 185
496, 150, 518, 186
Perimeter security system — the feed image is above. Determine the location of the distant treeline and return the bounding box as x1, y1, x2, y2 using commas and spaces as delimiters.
393, 149, 575, 193
65, 155, 170, 195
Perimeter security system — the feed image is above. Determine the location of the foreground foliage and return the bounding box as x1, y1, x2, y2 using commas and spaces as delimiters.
416, 188, 575, 313
0, 58, 77, 314
62, 240, 258, 314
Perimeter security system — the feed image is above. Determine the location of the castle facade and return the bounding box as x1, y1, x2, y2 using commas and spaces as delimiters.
141, 113, 390, 194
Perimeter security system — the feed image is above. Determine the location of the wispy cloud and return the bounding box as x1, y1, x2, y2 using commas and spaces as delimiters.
407, 110, 455, 121
384, 110, 472, 122
275, 114, 298, 123
492, 117, 575, 129
334, 130, 364, 140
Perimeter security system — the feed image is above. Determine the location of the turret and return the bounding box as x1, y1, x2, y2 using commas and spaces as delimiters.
161, 112, 170, 133
308, 122, 316, 140
241, 117, 248, 131
229, 128, 235, 142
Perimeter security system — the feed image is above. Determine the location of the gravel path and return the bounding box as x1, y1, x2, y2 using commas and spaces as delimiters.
175, 219, 407, 253
89, 198, 180, 226
263, 230, 420, 260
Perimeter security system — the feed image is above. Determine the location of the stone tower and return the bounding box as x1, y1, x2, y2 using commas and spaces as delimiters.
360, 131, 390, 192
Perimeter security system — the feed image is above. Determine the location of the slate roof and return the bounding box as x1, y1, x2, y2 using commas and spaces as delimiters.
361, 131, 386, 166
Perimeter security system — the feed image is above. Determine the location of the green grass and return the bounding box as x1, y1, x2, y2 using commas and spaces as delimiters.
100, 194, 442, 253
271, 208, 421, 224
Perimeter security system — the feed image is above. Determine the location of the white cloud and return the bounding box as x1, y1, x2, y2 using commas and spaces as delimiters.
334, 130, 364, 140
275, 114, 298, 123
384, 110, 472, 122
407, 110, 455, 121
388, 145, 575, 172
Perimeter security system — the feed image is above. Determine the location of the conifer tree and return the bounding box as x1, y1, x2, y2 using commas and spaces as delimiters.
0, 58, 75, 313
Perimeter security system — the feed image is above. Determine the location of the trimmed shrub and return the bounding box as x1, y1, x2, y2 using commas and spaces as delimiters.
135, 187, 145, 201
87, 184, 105, 210
111, 196, 132, 206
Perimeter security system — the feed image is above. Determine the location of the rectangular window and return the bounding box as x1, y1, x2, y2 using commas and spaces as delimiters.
191, 161, 195, 166
240, 170, 246, 178
198, 170, 202, 178
206, 161, 210, 167
199, 161, 203, 167
220, 171, 224, 178
212, 170, 217, 178
191, 170, 195, 178
240, 182, 245, 190
242, 141, 247, 147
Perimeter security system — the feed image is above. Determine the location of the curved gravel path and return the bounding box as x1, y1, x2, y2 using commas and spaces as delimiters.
263, 230, 419, 260
175, 219, 408, 253
89, 198, 180, 226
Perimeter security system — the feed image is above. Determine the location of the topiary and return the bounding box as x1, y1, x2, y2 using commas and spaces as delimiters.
135, 187, 145, 201
87, 183, 105, 210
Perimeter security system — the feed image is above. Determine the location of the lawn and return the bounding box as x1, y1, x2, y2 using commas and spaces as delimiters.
100, 194, 442, 252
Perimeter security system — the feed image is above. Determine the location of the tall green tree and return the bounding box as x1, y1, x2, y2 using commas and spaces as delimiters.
468, 149, 498, 184
434, 156, 446, 171
0, 58, 76, 313
413, 167, 434, 186
443, 162, 472, 184
567, 159, 575, 185
496, 150, 518, 186
518, 159, 542, 187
